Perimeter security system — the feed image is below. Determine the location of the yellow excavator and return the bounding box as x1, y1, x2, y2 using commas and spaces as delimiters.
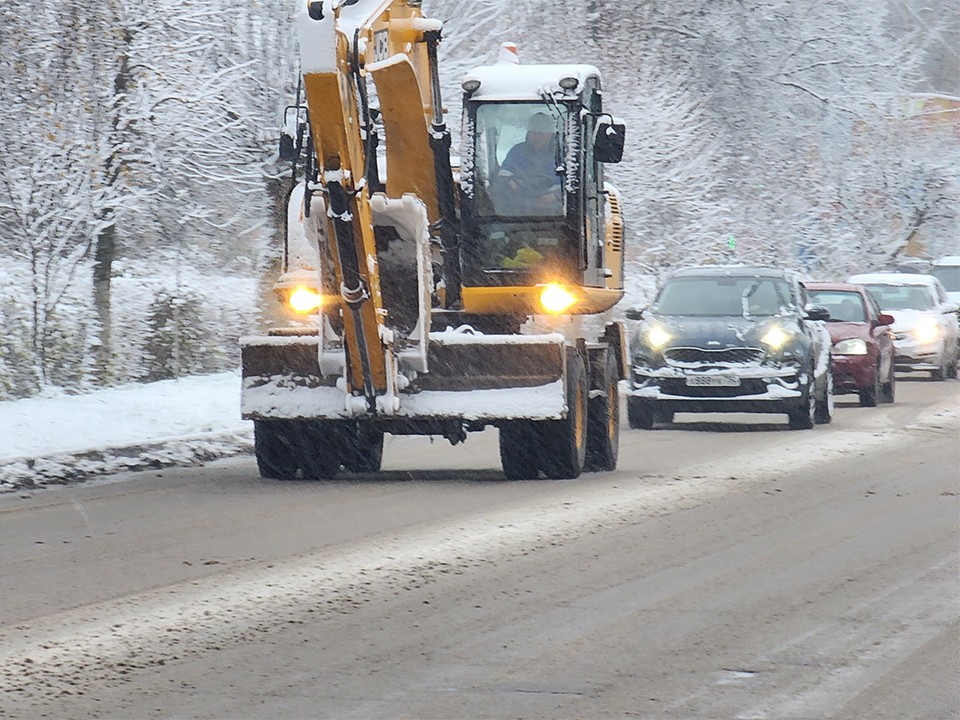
241, 0, 628, 480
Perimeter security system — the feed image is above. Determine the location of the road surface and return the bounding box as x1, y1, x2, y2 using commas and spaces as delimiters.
1, 376, 957, 719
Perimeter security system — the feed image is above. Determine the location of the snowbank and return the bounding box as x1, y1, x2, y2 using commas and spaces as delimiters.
1, 372, 251, 492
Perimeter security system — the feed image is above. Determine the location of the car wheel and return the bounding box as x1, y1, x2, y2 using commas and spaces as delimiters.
948, 351, 959, 380
253, 420, 299, 479
627, 397, 656, 430
858, 365, 879, 407
931, 351, 950, 381
585, 351, 620, 472
814, 367, 834, 424
787, 373, 816, 430
879, 363, 896, 404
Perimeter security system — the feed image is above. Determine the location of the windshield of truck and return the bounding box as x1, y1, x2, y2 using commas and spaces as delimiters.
471, 103, 566, 218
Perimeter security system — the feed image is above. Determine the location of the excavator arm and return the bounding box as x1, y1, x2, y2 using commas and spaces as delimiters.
295, 0, 454, 408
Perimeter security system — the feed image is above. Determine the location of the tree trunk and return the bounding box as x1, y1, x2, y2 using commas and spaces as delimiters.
91, 23, 133, 386
93, 222, 115, 384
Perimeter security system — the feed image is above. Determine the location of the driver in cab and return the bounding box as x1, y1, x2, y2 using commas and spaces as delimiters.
496, 112, 562, 215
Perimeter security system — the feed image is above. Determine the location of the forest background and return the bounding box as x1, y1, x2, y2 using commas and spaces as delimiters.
0, 0, 957, 400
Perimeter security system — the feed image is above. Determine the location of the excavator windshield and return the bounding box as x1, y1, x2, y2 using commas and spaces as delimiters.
462, 102, 578, 286
472, 103, 567, 218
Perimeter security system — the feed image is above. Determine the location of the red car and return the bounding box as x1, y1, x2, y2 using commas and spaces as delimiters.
805, 282, 896, 406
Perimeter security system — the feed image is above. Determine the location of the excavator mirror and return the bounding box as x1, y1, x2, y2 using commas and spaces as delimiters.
594, 117, 626, 164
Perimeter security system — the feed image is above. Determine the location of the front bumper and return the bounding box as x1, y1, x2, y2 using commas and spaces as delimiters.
629, 363, 806, 413
831, 354, 875, 392
892, 337, 945, 371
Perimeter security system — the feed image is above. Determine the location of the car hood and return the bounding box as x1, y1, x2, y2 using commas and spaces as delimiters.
884, 309, 939, 332
824, 321, 871, 343
642, 314, 797, 348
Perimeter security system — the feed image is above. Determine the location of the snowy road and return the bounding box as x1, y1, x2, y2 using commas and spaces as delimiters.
1, 378, 957, 719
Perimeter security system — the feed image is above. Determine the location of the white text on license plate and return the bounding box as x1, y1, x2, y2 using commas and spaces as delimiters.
685, 375, 741, 387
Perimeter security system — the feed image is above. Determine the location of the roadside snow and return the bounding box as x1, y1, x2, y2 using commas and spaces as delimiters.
0, 372, 251, 492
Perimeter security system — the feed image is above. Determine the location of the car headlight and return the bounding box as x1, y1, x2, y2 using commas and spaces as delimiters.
646, 326, 671, 350
833, 338, 868, 355
913, 319, 942, 344
760, 325, 792, 350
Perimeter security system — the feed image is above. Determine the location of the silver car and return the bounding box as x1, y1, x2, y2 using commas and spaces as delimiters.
848, 272, 960, 380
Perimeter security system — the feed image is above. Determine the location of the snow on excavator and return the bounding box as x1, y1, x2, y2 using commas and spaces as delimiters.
241, 0, 628, 480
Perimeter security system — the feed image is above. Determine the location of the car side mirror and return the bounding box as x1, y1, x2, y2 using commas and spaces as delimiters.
876, 313, 895, 326
625, 307, 645, 321
941, 302, 959, 314
805, 306, 831, 322
594, 117, 626, 164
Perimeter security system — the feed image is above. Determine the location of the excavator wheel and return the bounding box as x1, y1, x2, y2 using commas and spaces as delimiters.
254, 420, 300, 480
539, 349, 588, 480
499, 421, 541, 480
340, 422, 385, 474
585, 350, 619, 472
297, 421, 343, 480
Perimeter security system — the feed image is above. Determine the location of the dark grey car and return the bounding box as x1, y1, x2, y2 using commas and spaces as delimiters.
627, 267, 834, 430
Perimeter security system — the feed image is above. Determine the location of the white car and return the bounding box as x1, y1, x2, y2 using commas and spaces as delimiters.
848, 273, 959, 380
930, 256, 960, 306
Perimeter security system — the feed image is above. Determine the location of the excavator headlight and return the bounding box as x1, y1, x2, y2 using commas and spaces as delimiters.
559, 76, 579, 91
461, 77, 481, 93
539, 283, 579, 314
288, 286, 324, 314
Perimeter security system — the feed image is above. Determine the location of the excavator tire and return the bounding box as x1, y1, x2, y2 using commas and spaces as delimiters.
340, 422, 385, 474
585, 350, 619, 472
297, 421, 342, 480
499, 421, 540, 480
540, 349, 588, 480
254, 420, 299, 480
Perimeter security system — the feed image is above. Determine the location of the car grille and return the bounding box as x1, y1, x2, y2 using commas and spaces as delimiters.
663, 347, 764, 366
659, 379, 769, 397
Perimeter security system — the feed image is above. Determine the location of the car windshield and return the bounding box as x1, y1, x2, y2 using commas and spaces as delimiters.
863, 284, 935, 311
806, 290, 867, 322
931, 266, 960, 292
654, 277, 793, 317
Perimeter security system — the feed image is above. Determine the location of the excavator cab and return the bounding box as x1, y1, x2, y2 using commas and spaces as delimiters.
457, 62, 626, 321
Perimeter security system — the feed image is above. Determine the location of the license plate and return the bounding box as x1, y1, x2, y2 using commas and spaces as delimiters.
685, 374, 741, 387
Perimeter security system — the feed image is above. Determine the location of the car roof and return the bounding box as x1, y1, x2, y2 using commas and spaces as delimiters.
932, 255, 960, 267
804, 282, 866, 293
848, 272, 939, 287
666, 265, 798, 280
